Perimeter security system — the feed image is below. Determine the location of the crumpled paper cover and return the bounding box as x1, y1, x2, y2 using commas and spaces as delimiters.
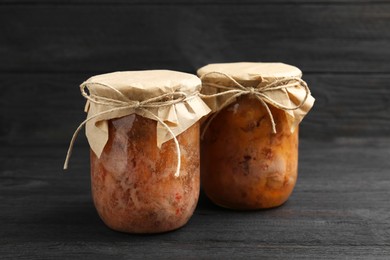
83, 70, 211, 157
197, 62, 315, 132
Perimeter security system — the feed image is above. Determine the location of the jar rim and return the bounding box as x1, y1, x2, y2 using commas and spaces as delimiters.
197, 62, 302, 83
85, 70, 201, 101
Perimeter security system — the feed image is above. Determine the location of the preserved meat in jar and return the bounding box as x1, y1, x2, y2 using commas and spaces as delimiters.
201, 96, 298, 209
198, 62, 314, 210
65, 70, 211, 233
91, 115, 200, 233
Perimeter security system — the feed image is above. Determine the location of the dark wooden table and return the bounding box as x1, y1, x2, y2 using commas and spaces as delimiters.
1, 0, 390, 258
1, 138, 389, 259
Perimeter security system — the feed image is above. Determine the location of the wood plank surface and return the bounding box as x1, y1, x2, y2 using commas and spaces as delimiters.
0, 4, 389, 73
1, 0, 389, 258
1, 0, 388, 4
1, 139, 389, 259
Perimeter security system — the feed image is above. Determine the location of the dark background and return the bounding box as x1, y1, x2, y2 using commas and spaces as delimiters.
1, 0, 390, 145
1, 0, 390, 259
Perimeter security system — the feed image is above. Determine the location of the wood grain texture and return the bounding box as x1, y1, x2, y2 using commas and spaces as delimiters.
1, 1, 389, 257
0, 139, 389, 259
0, 4, 389, 73
1, 72, 389, 146
1, 0, 389, 138
0, 0, 388, 4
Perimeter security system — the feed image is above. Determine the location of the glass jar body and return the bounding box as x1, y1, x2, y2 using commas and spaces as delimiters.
201, 96, 298, 210
90, 114, 200, 233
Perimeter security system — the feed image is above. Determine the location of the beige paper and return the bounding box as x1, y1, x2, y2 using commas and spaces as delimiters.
197, 62, 315, 132
83, 70, 211, 158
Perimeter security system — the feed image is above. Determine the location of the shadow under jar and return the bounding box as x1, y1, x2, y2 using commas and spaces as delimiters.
198, 62, 314, 210
74, 70, 210, 233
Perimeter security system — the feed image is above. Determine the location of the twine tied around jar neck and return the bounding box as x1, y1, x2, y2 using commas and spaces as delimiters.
199, 71, 310, 139
64, 81, 197, 177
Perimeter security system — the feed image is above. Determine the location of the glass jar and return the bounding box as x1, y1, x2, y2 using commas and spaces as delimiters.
198, 62, 314, 210
91, 115, 200, 233
201, 96, 298, 209
67, 70, 211, 233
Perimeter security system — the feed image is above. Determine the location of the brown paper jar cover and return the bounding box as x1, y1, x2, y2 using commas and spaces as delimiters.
81, 70, 210, 233
197, 62, 315, 210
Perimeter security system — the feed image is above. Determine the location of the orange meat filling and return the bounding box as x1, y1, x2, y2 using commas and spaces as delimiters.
91, 114, 200, 233
201, 96, 298, 209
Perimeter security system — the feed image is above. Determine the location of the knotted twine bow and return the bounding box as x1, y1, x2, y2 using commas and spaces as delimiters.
199, 71, 310, 139
64, 81, 197, 177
